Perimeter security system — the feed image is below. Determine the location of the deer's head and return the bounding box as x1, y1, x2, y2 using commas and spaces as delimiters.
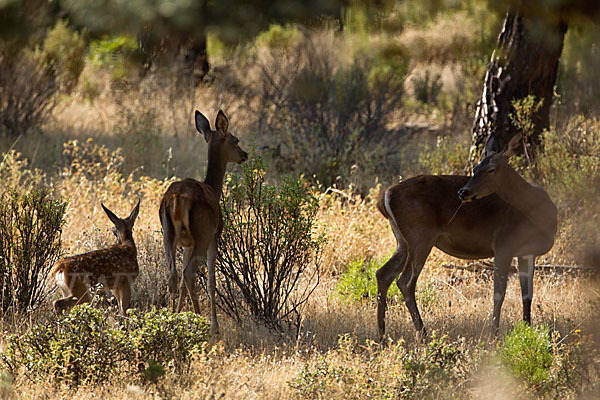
195, 110, 248, 165
458, 134, 522, 202
102, 200, 140, 245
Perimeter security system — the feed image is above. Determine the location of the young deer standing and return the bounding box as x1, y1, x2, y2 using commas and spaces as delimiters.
51, 201, 140, 315
376, 135, 557, 340
159, 110, 248, 334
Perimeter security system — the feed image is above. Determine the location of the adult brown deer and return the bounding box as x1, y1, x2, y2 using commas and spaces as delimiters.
376, 135, 557, 340
51, 201, 140, 315
159, 110, 248, 334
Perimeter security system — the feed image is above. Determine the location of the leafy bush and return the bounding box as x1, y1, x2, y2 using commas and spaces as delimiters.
125, 307, 209, 373
39, 20, 86, 92
215, 157, 323, 330
0, 305, 209, 386
0, 189, 66, 313
1, 305, 128, 385
499, 322, 554, 389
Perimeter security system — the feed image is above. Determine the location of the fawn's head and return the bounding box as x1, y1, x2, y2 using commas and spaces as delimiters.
101, 200, 140, 245
459, 134, 522, 202
195, 110, 248, 165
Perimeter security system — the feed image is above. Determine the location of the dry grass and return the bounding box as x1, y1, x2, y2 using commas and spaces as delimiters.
1, 142, 599, 399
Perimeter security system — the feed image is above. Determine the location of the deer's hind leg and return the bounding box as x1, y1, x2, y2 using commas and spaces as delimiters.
376, 240, 409, 341
54, 277, 92, 314
177, 242, 207, 314
113, 281, 132, 316
396, 241, 433, 340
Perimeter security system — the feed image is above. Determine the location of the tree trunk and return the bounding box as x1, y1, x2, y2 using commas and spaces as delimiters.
469, 10, 567, 167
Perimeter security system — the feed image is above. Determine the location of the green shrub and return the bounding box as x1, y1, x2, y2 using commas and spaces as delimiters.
499, 322, 554, 389
1, 305, 127, 385
0, 189, 66, 314
39, 20, 86, 92
0, 305, 209, 386
216, 156, 323, 330
125, 307, 209, 373
255, 24, 302, 50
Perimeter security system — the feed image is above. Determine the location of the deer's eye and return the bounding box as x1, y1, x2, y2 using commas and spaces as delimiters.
487, 168, 496, 174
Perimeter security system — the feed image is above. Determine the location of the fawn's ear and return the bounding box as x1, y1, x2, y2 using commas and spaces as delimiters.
503, 133, 523, 158
102, 203, 122, 227
195, 110, 211, 142
215, 109, 229, 136
127, 199, 140, 224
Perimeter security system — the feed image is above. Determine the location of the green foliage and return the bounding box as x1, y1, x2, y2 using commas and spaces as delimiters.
0, 305, 209, 386
533, 121, 600, 212
335, 257, 439, 312
499, 322, 554, 389
419, 136, 468, 174
0, 189, 66, 313
217, 156, 323, 329
39, 20, 86, 92
255, 24, 302, 50
290, 333, 474, 399
510, 95, 544, 139
336, 258, 400, 303
88, 35, 139, 87
125, 307, 209, 372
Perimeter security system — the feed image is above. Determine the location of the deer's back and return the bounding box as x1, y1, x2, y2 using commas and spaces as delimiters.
52, 244, 138, 285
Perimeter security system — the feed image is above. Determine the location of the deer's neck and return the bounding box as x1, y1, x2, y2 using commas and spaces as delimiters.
203, 152, 226, 200
497, 167, 557, 236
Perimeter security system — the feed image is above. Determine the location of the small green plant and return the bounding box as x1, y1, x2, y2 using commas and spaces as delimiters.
498, 322, 554, 389
0, 189, 66, 313
0, 305, 209, 386
336, 257, 439, 311
336, 257, 401, 303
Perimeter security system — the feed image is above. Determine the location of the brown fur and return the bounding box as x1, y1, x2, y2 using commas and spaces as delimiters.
376, 153, 557, 341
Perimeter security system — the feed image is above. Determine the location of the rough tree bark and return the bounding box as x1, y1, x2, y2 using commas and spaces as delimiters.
469, 10, 567, 167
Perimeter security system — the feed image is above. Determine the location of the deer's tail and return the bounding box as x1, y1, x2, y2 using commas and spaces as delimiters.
168, 196, 194, 247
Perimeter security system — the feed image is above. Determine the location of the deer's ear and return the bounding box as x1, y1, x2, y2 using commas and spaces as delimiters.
195, 110, 211, 142
215, 110, 228, 135
102, 203, 122, 227
127, 199, 140, 225
503, 133, 523, 158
